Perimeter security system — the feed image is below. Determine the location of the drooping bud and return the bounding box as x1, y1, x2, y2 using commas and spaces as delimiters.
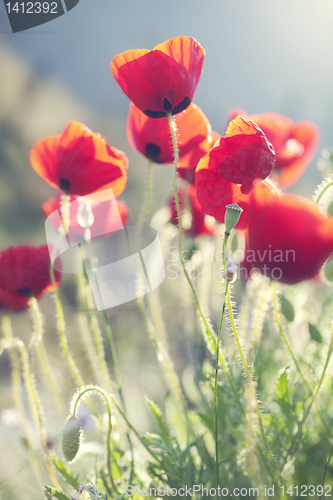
62, 415, 81, 462
224, 204, 243, 233
77, 199, 94, 229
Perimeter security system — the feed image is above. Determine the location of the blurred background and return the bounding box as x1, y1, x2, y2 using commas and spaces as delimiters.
1, 0, 333, 496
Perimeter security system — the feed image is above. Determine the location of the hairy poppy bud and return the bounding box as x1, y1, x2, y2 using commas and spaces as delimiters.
62, 415, 81, 462
224, 204, 243, 233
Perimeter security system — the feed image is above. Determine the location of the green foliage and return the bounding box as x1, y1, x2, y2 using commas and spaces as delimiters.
45, 486, 70, 500
309, 323, 323, 343
52, 458, 80, 490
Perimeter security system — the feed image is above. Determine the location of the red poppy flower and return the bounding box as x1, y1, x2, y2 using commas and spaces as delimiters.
42, 192, 128, 242
169, 184, 216, 237
195, 150, 270, 230
208, 116, 276, 194
30, 121, 128, 197
0, 245, 61, 308
242, 184, 333, 284
127, 101, 212, 169
229, 110, 319, 188
111, 37, 205, 118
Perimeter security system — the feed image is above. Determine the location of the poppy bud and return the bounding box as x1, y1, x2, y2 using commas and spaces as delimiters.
224, 204, 243, 234
62, 415, 81, 462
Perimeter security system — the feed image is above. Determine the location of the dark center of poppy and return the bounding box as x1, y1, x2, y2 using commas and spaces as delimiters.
143, 96, 191, 119
59, 177, 70, 193
145, 143, 161, 161
17, 287, 34, 298
163, 98, 173, 113
171, 96, 191, 115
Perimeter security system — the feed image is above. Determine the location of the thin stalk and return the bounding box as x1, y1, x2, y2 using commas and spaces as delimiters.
0, 338, 60, 489
166, 112, 244, 417
214, 232, 229, 497
81, 229, 135, 484
50, 263, 84, 387
226, 287, 283, 484
50, 194, 84, 387
1, 312, 44, 487
135, 159, 187, 419
283, 307, 333, 465
72, 387, 117, 495
273, 283, 330, 434
29, 297, 65, 417
316, 181, 333, 204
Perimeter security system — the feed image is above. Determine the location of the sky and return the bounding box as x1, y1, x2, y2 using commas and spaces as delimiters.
1, 0, 333, 178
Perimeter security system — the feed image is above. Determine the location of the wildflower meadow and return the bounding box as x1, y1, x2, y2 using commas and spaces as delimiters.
1, 27, 333, 500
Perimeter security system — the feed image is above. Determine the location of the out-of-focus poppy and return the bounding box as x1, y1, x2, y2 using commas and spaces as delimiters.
127, 102, 212, 171
208, 116, 275, 194
169, 184, 216, 237
229, 110, 319, 188
0, 245, 61, 310
242, 183, 333, 284
111, 37, 205, 118
42, 192, 128, 241
30, 121, 128, 197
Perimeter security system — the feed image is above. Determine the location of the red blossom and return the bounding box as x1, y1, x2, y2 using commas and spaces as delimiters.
243, 183, 333, 284
195, 149, 261, 230
208, 116, 276, 194
111, 37, 205, 118
30, 121, 128, 197
42, 192, 128, 241
169, 184, 216, 237
229, 110, 320, 188
0, 245, 61, 309
127, 102, 212, 172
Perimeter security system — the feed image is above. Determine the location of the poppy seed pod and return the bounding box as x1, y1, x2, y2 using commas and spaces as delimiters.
224, 204, 243, 233
62, 415, 81, 462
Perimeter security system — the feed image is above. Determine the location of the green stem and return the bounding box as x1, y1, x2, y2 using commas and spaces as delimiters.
0, 337, 60, 489
166, 112, 244, 417
72, 387, 118, 495
50, 263, 84, 387
214, 232, 229, 496
135, 159, 187, 420
283, 304, 333, 465
273, 283, 330, 434
1, 313, 44, 487
81, 228, 135, 484
316, 181, 333, 204
226, 287, 283, 484
29, 297, 65, 417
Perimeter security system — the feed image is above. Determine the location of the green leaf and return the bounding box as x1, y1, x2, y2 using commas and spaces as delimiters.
114, 494, 126, 500
52, 458, 80, 490
280, 295, 295, 322
309, 323, 323, 343
45, 486, 69, 500
145, 397, 171, 445
276, 368, 292, 402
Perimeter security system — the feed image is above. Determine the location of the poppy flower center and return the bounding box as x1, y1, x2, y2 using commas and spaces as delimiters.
16, 287, 34, 297
143, 96, 191, 119
145, 143, 161, 161
59, 177, 70, 193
